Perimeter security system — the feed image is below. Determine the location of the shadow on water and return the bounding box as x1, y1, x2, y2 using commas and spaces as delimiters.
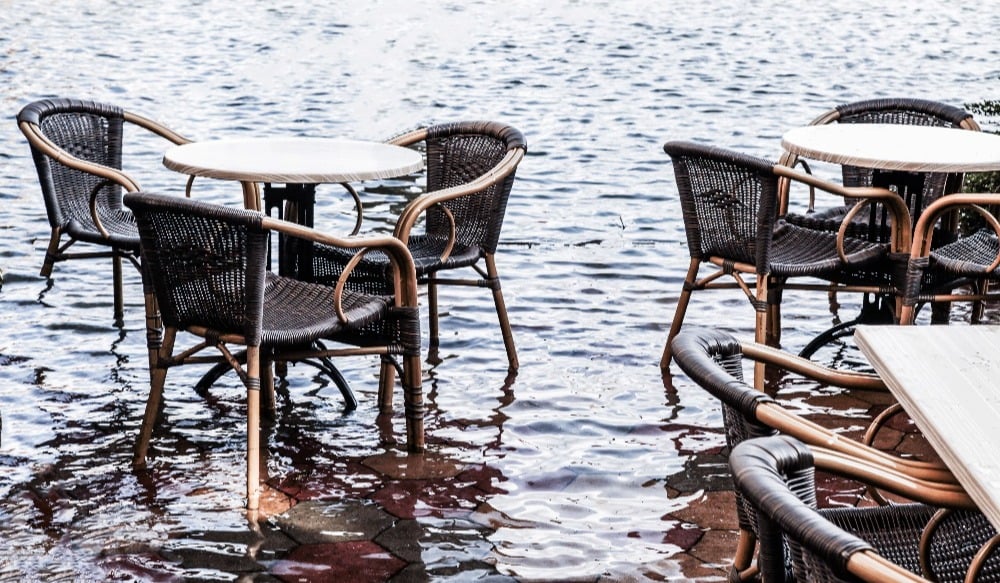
1, 0, 999, 580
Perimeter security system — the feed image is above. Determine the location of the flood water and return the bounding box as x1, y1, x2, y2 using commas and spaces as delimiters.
0, 1, 998, 581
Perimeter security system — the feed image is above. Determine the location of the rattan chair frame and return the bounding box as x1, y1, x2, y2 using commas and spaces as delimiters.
124, 193, 423, 512
17, 98, 191, 324
660, 141, 911, 370
387, 121, 526, 371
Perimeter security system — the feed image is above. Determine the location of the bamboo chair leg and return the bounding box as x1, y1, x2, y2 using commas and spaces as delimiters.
113, 254, 125, 324
753, 277, 769, 390
378, 357, 396, 414
246, 347, 262, 511
731, 529, 758, 581
134, 327, 175, 467
661, 258, 700, 370
427, 272, 440, 351
260, 357, 276, 420
402, 353, 425, 453
485, 255, 518, 371
40, 229, 60, 278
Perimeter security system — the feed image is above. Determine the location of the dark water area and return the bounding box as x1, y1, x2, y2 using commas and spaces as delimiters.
0, 1, 998, 581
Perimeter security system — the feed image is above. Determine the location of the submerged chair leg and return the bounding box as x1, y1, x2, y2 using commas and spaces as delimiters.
660, 258, 700, 370
113, 254, 126, 324
402, 353, 425, 453
426, 272, 440, 352
40, 229, 61, 278
134, 327, 175, 468
378, 357, 396, 413
245, 347, 262, 511
485, 254, 518, 371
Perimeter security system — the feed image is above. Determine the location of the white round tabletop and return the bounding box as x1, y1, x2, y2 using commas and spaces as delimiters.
781, 124, 1000, 173
163, 137, 424, 184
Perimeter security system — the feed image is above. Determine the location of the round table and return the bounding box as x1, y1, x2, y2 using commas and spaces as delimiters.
163, 136, 425, 212
781, 124, 1000, 173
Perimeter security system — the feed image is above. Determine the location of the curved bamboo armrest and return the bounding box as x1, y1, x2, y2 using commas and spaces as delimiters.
392, 148, 525, 258
123, 111, 192, 146
261, 216, 420, 321
739, 340, 885, 391
774, 164, 913, 256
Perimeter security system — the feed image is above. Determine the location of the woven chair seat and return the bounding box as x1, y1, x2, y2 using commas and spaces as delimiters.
259, 273, 392, 346
769, 221, 888, 276
65, 210, 141, 248
927, 228, 1000, 277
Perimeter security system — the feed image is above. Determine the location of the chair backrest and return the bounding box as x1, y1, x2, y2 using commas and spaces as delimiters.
124, 192, 269, 346
818, 98, 977, 212
395, 121, 526, 254
18, 98, 128, 231
664, 140, 780, 271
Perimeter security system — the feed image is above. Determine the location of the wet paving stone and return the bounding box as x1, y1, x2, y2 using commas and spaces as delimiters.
274, 499, 397, 545
271, 540, 406, 582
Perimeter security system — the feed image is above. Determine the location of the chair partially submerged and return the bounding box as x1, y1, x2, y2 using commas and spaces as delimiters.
311, 121, 526, 371
670, 328, 969, 581
17, 98, 191, 324
660, 141, 910, 368
124, 192, 424, 512
731, 435, 1000, 582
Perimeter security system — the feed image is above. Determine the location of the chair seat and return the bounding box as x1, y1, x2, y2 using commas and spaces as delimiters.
928, 227, 1000, 277
407, 235, 483, 274
64, 210, 141, 249
260, 273, 392, 347
769, 221, 888, 276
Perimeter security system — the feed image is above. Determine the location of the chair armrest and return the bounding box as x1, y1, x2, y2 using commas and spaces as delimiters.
738, 339, 885, 391
124, 111, 192, 146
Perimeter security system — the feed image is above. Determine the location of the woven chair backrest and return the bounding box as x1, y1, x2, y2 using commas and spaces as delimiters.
665, 141, 779, 271
417, 121, 525, 255
125, 193, 268, 346
831, 98, 977, 213
18, 99, 127, 230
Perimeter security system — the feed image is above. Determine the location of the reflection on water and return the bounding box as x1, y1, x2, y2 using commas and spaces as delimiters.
0, 0, 998, 580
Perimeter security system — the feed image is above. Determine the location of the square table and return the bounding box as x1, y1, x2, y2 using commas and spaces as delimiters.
855, 324, 1000, 530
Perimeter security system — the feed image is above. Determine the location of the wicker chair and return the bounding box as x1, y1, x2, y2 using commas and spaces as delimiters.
311, 121, 526, 371
777, 98, 980, 346
899, 193, 1000, 324
731, 435, 1000, 582
669, 328, 971, 581
660, 141, 910, 369
17, 98, 191, 324
123, 192, 424, 512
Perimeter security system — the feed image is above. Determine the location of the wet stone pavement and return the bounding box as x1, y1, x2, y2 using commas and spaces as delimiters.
83, 349, 934, 583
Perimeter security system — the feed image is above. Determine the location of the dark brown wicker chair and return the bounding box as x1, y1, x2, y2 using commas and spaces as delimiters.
123, 192, 424, 512
731, 435, 1000, 582
670, 328, 968, 581
311, 122, 526, 371
900, 193, 1000, 324
17, 98, 191, 324
660, 141, 910, 369
777, 98, 980, 346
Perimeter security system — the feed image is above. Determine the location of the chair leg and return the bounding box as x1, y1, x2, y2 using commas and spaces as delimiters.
753, 277, 769, 390
427, 272, 440, 351
402, 353, 425, 453
113, 253, 125, 324
134, 327, 174, 468
40, 229, 61, 278
485, 254, 518, 371
260, 356, 276, 420
246, 347, 262, 511
660, 258, 700, 370
378, 356, 396, 414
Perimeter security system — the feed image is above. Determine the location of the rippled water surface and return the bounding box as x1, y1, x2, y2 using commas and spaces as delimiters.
0, 1, 998, 581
